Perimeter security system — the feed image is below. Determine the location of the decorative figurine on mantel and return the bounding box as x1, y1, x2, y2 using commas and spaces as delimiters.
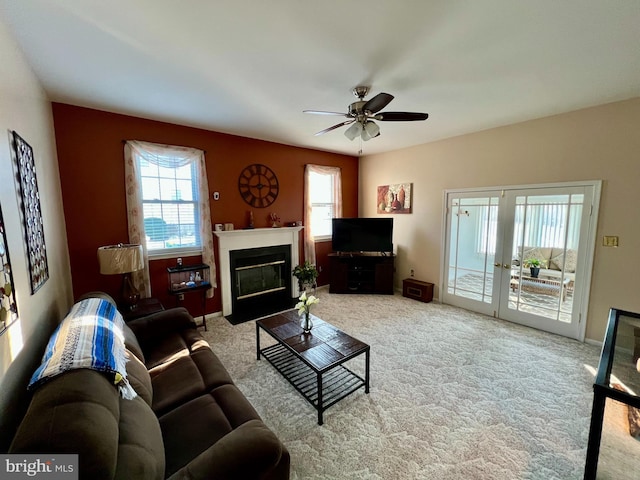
246, 211, 254, 229
269, 212, 281, 227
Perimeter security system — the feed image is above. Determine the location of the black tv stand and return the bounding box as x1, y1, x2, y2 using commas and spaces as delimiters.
329, 252, 394, 294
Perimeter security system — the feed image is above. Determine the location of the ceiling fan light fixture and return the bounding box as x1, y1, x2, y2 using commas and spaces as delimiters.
344, 121, 363, 141
362, 120, 380, 141
361, 128, 372, 142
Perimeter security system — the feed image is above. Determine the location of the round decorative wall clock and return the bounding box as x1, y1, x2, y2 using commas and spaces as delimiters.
238, 164, 279, 208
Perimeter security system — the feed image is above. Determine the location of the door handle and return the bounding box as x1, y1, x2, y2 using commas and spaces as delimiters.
494, 262, 501, 267
503, 264, 511, 269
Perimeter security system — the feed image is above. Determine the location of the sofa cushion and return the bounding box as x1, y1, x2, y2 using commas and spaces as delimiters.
167, 419, 290, 480
10, 370, 120, 480
123, 323, 145, 363
520, 246, 552, 266
145, 327, 209, 369
550, 248, 577, 272
159, 384, 262, 477
114, 395, 165, 480
126, 307, 197, 353
125, 348, 153, 406
146, 328, 234, 415
150, 354, 207, 414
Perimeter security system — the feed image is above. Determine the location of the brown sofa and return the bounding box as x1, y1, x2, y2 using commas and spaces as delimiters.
5, 293, 290, 479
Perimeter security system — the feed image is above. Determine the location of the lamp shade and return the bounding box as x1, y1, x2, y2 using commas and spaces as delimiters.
97, 244, 144, 275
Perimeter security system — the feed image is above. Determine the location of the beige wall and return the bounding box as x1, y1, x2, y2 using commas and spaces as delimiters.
359, 98, 640, 343
0, 17, 73, 378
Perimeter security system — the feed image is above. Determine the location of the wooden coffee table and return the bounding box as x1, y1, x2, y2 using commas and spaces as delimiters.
256, 310, 370, 425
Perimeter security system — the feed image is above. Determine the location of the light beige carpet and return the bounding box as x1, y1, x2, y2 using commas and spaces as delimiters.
202, 290, 639, 479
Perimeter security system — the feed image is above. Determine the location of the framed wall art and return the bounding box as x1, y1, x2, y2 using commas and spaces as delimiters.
0, 203, 19, 334
377, 183, 412, 214
12, 131, 49, 293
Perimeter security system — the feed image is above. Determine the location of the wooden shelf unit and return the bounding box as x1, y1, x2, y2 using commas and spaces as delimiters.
328, 253, 394, 294
167, 263, 212, 330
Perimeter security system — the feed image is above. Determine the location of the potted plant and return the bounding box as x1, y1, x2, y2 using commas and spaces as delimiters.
292, 261, 319, 293
523, 258, 546, 278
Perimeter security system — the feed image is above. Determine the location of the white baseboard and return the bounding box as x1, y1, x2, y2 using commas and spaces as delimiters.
205, 311, 223, 320
584, 337, 602, 348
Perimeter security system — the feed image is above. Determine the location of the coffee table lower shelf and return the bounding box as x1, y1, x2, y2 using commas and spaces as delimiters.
260, 343, 367, 425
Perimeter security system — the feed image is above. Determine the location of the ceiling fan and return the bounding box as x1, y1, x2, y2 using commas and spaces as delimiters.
304, 86, 428, 141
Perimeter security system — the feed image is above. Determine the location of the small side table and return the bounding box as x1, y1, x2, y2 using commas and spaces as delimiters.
167, 263, 211, 330
402, 278, 434, 303
122, 297, 164, 322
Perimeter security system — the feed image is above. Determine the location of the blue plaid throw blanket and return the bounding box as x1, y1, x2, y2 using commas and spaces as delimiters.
29, 297, 136, 400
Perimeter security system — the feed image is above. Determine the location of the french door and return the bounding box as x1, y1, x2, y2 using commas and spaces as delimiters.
442, 182, 600, 340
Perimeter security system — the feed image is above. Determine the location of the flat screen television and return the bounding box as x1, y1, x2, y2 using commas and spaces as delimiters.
332, 218, 393, 253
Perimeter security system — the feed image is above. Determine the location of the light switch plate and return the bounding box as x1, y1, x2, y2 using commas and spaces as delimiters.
603, 236, 619, 247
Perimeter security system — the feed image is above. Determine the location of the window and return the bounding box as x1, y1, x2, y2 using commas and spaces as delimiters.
139, 158, 200, 254
124, 140, 216, 297
126, 141, 208, 259
474, 195, 582, 256
309, 170, 335, 239
303, 165, 342, 265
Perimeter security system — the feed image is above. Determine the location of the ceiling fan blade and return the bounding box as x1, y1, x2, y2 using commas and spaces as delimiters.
375, 112, 429, 121
363, 93, 394, 114
304, 110, 350, 117
314, 120, 355, 136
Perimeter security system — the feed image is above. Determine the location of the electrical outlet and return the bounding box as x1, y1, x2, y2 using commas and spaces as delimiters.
410, 269, 415, 277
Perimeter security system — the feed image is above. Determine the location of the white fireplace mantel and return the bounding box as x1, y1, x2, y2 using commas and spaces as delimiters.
214, 226, 303, 316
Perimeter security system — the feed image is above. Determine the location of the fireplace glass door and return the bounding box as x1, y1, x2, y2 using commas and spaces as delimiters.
229, 244, 292, 322
236, 260, 286, 299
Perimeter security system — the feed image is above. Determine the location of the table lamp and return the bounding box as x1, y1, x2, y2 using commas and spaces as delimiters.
97, 243, 144, 310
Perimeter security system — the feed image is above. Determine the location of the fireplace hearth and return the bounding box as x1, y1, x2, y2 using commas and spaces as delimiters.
214, 226, 303, 323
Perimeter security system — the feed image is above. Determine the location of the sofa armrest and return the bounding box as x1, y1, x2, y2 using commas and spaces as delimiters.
166, 419, 290, 480
126, 307, 197, 350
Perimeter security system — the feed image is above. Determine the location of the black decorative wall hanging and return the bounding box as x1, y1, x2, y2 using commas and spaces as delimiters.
12, 131, 49, 294
0, 203, 19, 334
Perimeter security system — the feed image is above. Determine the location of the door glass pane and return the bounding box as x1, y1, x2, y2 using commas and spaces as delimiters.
447, 197, 498, 303
508, 194, 582, 322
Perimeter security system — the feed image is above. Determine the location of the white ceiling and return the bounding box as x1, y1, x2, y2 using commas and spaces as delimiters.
2, 1, 639, 156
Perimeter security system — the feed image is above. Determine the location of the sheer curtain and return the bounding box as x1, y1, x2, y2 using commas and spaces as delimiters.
303, 164, 342, 265
124, 140, 216, 298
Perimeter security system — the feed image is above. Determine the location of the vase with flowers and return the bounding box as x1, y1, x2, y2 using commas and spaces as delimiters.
295, 291, 319, 334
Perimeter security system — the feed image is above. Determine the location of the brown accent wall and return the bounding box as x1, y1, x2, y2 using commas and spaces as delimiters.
52, 103, 358, 315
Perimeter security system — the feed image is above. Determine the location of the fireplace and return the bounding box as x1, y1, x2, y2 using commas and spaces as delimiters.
214, 226, 303, 321
230, 245, 291, 321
